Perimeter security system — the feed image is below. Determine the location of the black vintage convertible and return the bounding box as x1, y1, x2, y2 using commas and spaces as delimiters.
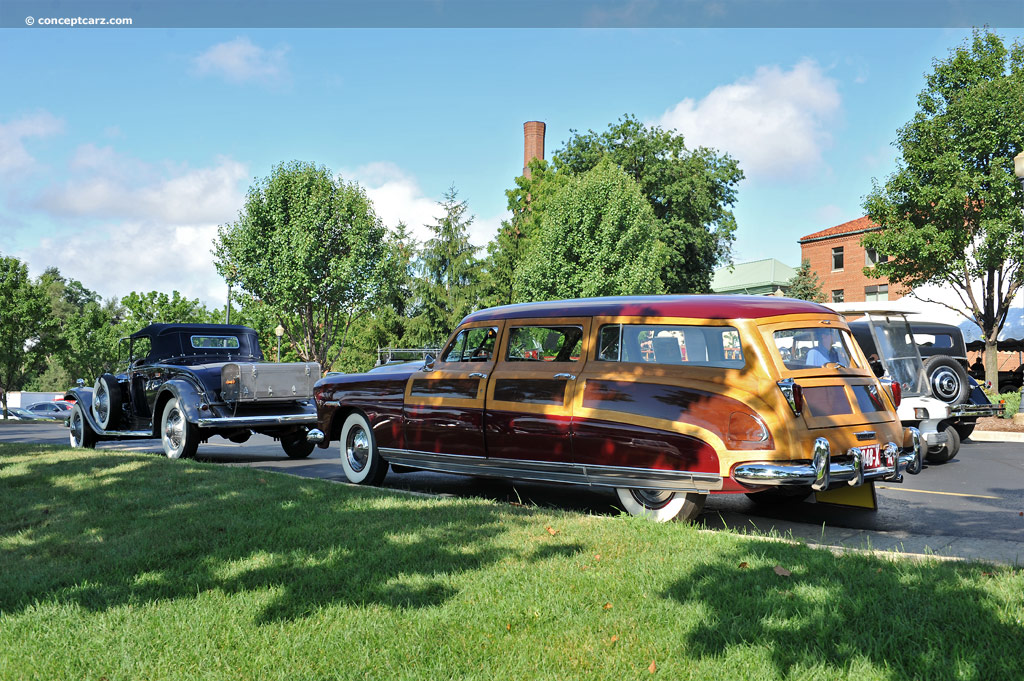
66, 323, 321, 459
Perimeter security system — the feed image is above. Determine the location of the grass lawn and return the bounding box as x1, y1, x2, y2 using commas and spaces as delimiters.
1, 444, 1022, 680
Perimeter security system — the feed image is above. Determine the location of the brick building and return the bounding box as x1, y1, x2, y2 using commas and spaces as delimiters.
798, 216, 906, 304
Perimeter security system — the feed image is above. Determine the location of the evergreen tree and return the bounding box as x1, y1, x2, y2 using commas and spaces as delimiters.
407, 188, 481, 347
786, 260, 826, 302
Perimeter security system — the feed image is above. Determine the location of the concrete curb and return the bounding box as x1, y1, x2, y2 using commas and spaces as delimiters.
968, 430, 1024, 443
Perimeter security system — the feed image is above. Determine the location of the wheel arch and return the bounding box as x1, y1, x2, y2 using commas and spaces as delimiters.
64, 388, 104, 434
152, 379, 203, 437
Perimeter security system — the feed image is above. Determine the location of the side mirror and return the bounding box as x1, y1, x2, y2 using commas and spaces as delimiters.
423, 354, 435, 372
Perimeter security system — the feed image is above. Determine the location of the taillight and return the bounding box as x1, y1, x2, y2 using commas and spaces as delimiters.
777, 378, 803, 416
879, 378, 901, 409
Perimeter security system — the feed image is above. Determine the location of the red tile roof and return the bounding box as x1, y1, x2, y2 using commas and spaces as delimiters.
798, 216, 880, 243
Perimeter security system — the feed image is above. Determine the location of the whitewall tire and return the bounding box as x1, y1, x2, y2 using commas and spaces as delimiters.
615, 488, 706, 522
339, 412, 388, 485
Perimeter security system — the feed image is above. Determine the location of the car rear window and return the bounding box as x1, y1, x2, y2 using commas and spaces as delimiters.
191, 335, 240, 349
597, 324, 744, 369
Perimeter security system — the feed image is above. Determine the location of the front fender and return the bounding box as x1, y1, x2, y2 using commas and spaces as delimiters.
64, 387, 103, 433
155, 379, 204, 425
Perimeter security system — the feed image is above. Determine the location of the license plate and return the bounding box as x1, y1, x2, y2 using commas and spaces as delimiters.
860, 444, 881, 469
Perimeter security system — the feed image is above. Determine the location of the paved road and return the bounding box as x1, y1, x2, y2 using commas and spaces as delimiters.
6, 422, 1024, 562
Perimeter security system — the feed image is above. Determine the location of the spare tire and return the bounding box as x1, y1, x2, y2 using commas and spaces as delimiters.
92, 373, 123, 430
923, 355, 970, 405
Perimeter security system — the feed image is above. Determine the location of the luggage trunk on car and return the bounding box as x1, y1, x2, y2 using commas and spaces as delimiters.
221, 362, 322, 402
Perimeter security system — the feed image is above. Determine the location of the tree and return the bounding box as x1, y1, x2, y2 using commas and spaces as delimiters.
120, 290, 215, 326
787, 259, 826, 302
862, 30, 1024, 388
515, 159, 667, 300
213, 161, 389, 370
0, 256, 58, 416
406, 188, 481, 347
552, 114, 743, 293
481, 158, 567, 307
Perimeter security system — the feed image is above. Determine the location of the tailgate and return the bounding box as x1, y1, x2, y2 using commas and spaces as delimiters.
798, 377, 895, 429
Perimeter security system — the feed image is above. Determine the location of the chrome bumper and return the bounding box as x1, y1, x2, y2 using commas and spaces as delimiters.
950, 403, 1002, 418
195, 413, 318, 429
733, 427, 923, 491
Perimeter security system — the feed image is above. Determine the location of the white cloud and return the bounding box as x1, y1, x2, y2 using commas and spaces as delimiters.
346, 162, 446, 244
25, 223, 226, 307
38, 149, 247, 225
0, 111, 64, 174
656, 59, 841, 178
346, 162, 504, 249
193, 37, 289, 84
21, 150, 249, 306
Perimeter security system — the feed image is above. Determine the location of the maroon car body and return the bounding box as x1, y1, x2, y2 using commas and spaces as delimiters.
311, 296, 923, 520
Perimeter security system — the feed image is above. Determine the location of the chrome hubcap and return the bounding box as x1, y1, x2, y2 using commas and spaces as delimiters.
631, 488, 674, 509
164, 408, 184, 453
94, 385, 109, 422
346, 427, 370, 472
70, 410, 82, 445
931, 368, 960, 402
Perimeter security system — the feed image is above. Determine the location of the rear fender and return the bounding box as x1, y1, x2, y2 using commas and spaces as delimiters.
154, 379, 204, 427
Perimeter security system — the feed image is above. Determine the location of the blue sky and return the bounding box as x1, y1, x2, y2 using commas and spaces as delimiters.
1, 27, 1016, 307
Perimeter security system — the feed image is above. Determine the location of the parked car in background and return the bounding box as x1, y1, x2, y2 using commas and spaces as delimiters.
65, 323, 321, 459
2, 407, 48, 421
23, 401, 73, 421
835, 306, 1001, 463
310, 296, 923, 521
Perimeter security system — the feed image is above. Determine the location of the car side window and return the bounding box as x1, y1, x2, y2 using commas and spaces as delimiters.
598, 324, 744, 369
441, 327, 498, 363
506, 326, 583, 362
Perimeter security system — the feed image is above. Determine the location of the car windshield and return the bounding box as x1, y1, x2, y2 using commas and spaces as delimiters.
772, 327, 862, 371
867, 315, 928, 396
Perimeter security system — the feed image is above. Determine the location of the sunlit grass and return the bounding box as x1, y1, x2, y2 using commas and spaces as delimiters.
1, 443, 1022, 680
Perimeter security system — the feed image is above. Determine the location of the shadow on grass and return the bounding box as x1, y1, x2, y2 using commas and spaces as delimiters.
0, 448, 520, 622
663, 541, 1024, 679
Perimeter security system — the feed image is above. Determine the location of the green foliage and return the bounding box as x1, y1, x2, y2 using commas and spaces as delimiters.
482, 159, 567, 307
516, 159, 668, 300
119, 290, 216, 326
0, 256, 59, 412
787, 259, 826, 302
995, 390, 1021, 418
862, 30, 1024, 388
406, 188, 481, 347
552, 114, 743, 293
213, 161, 389, 370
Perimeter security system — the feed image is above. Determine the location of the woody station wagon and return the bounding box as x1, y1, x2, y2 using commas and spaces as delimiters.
309, 296, 924, 521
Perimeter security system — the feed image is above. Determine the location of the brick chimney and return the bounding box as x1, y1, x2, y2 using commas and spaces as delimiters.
523, 121, 546, 179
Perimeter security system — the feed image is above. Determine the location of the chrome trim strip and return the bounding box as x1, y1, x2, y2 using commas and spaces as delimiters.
95, 428, 154, 438
195, 414, 317, 428
378, 448, 723, 492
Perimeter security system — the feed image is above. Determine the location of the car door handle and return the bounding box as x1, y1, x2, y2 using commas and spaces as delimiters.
553, 373, 576, 380
469, 372, 488, 379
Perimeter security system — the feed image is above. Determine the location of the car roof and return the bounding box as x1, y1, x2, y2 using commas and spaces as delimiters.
461, 295, 835, 324
130, 323, 257, 339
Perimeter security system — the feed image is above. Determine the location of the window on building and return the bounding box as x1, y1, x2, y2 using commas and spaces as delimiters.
865, 284, 889, 302
831, 289, 844, 303
831, 247, 844, 271
865, 248, 888, 267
